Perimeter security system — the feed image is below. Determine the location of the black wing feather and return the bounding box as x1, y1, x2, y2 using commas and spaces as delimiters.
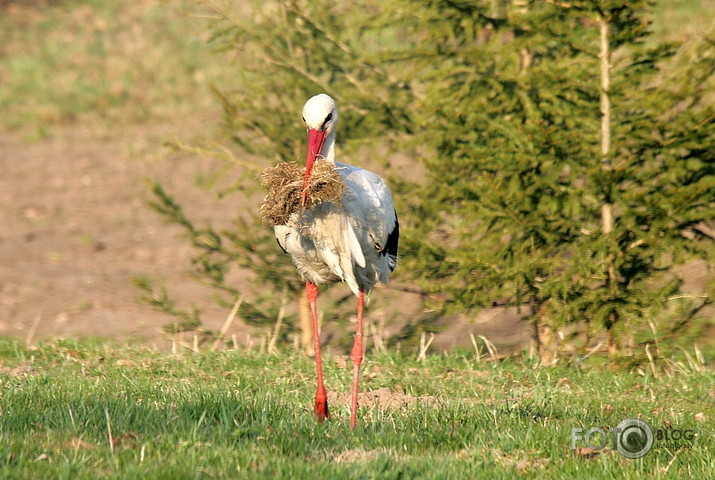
381, 212, 399, 271
275, 235, 288, 254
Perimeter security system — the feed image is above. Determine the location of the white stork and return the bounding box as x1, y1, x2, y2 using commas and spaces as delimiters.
274, 93, 399, 429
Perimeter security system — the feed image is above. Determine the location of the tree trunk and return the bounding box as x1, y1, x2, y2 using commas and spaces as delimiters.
598, 15, 619, 360
599, 15, 613, 238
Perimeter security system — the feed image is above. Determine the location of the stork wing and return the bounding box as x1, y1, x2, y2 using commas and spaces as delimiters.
337, 163, 399, 271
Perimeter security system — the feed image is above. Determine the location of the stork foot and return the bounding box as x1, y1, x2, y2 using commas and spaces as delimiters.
314, 393, 330, 422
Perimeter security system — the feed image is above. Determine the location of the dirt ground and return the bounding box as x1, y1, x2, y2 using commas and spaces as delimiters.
0, 119, 237, 347
0, 118, 533, 353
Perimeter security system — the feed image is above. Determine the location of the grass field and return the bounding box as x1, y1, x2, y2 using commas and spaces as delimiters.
0, 0, 228, 136
1, 339, 713, 479
1, 0, 712, 136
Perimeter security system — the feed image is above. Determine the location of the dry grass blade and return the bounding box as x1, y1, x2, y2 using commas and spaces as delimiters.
211, 295, 244, 351
105, 408, 114, 455
259, 160, 344, 226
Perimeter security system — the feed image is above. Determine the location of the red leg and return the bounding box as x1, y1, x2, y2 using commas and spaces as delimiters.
307, 281, 329, 422
350, 289, 365, 429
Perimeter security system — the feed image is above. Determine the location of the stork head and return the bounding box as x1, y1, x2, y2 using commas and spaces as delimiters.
301, 93, 338, 206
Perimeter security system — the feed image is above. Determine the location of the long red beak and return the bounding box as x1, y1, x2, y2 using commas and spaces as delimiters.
301, 128, 327, 206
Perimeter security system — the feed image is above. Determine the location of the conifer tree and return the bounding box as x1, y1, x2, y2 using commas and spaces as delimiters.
392, 0, 595, 357
565, 1, 715, 355
396, 0, 714, 358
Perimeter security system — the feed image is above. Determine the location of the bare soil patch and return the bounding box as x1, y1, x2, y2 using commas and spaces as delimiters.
327, 387, 436, 410
331, 448, 398, 464
0, 120, 255, 346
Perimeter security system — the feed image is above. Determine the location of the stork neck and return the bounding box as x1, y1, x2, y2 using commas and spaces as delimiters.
321, 130, 336, 163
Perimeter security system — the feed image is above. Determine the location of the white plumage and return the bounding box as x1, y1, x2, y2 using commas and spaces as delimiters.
274, 94, 399, 297
272, 93, 399, 429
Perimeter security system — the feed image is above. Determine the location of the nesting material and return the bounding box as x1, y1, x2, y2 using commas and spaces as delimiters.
259, 160, 344, 226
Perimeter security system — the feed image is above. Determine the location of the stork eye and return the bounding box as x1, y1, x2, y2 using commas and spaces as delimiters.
321, 112, 333, 130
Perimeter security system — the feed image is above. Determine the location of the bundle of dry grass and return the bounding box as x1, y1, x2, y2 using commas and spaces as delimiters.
259, 160, 344, 226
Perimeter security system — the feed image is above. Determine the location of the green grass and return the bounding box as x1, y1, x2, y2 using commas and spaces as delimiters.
0, 338, 713, 479
0, 0, 227, 135
1, 0, 710, 137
